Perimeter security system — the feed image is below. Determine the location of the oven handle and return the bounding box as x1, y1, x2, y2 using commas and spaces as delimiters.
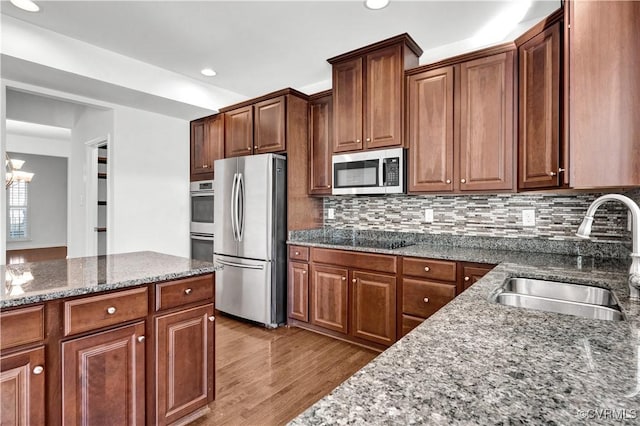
191, 233, 214, 242
190, 191, 214, 197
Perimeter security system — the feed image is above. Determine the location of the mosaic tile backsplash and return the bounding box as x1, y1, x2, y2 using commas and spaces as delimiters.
323, 188, 640, 243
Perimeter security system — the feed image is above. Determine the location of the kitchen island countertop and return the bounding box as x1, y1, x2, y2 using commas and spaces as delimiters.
1, 251, 220, 308
288, 238, 640, 425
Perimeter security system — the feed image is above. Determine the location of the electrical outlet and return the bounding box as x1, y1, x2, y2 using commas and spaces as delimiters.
424, 209, 434, 223
327, 208, 335, 220
522, 209, 536, 227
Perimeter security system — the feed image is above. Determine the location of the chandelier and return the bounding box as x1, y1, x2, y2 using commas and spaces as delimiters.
5, 153, 35, 189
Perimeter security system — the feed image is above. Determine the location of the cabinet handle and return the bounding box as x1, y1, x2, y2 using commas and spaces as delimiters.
247, 147, 251, 151
342, 276, 346, 281
33, 365, 44, 375
424, 266, 430, 272
356, 139, 361, 143
302, 270, 306, 274
548, 171, 557, 177
254, 146, 258, 149
295, 251, 300, 255
460, 178, 466, 184
366, 138, 371, 142
203, 164, 209, 168
446, 179, 451, 184
352, 278, 357, 283
326, 185, 331, 188
208, 316, 216, 322
558, 168, 566, 173
464, 276, 470, 282
184, 288, 192, 295
423, 297, 429, 303
137, 336, 145, 343
106, 306, 116, 315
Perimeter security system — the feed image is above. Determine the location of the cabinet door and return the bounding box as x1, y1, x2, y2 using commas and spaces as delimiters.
62, 322, 145, 426
402, 278, 455, 319
254, 96, 286, 154
206, 115, 225, 178
460, 264, 494, 292
459, 51, 515, 191
333, 57, 363, 152
224, 106, 253, 157
310, 264, 349, 334
309, 94, 333, 195
351, 271, 396, 346
519, 23, 561, 189
0, 346, 45, 426
365, 45, 403, 150
288, 261, 309, 322
155, 304, 214, 425
407, 66, 454, 192
190, 119, 209, 177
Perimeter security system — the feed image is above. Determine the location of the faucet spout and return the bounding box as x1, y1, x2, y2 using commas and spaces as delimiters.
576, 194, 640, 299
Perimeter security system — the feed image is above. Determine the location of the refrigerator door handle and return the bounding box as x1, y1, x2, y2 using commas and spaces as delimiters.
215, 259, 264, 270
237, 172, 245, 242
230, 173, 238, 241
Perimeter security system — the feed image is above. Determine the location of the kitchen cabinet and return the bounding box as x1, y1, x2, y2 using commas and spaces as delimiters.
328, 34, 422, 153
517, 16, 563, 190
567, 0, 640, 188
308, 90, 333, 195
62, 322, 146, 425
406, 45, 516, 193
288, 245, 310, 322
310, 264, 349, 334
190, 114, 224, 181
351, 270, 396, 346
224, 105, 254, 157
459, 262, 495, 293
1, 346, 46, 426
154, 304, 214, 425
254, 96, 286, 154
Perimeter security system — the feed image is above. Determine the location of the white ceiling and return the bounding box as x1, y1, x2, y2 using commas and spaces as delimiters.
0, 0, 560, 101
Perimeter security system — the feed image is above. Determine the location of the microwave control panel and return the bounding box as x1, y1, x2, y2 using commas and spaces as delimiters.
384, 157, 400, 186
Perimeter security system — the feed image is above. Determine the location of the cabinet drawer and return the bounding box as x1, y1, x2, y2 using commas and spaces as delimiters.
402, 257, 456, 281
289, 245, 310, 262
64, 287, 148, 336
0, 305, 45, 351
312, 248, 397, 273
402, 278, 456, 319
401, 314, 425, 337
155, 274, 214, 311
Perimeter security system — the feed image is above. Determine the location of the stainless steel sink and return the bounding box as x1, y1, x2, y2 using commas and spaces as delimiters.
491, 278, 624, 321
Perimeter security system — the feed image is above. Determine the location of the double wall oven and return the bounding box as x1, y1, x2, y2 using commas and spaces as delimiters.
190, 180, 214, 262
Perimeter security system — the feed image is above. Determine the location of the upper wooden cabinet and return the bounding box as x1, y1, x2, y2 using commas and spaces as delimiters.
517, 11, 564, 190
328, 34, 422, 153
567, 0, 640, 188
254, 96, 286, 154
224, 105, 254, 157
308, 90, 333, 195
190, 114, 224, 181
407, 45, 516, 193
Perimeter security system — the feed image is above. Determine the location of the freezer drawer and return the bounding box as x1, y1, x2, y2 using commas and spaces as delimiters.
214, 255, 274, 326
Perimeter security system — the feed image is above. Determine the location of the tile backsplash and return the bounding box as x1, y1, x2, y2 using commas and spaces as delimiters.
323, 188, 640, 243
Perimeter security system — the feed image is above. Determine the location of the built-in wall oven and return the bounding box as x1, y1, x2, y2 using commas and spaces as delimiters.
190, 180, 214, 261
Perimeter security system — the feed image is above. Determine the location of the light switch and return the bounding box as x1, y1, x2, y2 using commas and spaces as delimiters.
424, 209, 434, 223
327, 208, 335, 220
522, 209, 536, 227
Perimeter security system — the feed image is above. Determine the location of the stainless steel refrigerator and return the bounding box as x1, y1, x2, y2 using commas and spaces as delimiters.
213, 154, 287, 328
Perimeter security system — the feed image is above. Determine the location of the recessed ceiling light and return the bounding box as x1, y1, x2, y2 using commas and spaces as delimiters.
364, 0, 389, 10
10, 0, 40, 12
201, 68, 217, 77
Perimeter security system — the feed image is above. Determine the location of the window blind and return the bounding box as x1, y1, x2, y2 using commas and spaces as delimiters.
8, 181, 29, 240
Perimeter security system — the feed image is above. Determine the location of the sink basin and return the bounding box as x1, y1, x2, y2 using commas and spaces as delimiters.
491, 278, 624, 321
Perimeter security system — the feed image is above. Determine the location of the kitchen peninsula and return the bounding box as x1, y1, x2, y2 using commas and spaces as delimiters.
0, 251, 220, 425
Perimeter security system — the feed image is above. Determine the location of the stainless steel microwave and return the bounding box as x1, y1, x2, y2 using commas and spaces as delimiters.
332, 148, 405, 195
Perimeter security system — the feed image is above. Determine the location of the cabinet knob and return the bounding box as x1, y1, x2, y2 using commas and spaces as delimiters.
203, 164, 209, 168
302, 270, 306, 274
366, 138, 371, 142
460, 178, 466, 184
342, 276, 346, 281
33, 365, 44, 375
446, 179, 451, 184
558, 168, 566, 173
106, 306, 117, 315
423, 297, 429, 303
184, 288, 192, 295
137, 336, 145, 343
356, 139, 361, 143
352, 278, 357, 283
208, 316, 216, 322
548, 171, 557, 177
424, 266, 430, 272
326, 185, 331, 188
247, 147, 251, 151
254, 146, 258, 149
295, 251, 300, 255
464, 276, 470, 282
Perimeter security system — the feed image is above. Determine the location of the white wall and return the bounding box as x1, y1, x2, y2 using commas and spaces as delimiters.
6, 133, 71, 158
6, 153, 67, 250
110, 106, 190, 258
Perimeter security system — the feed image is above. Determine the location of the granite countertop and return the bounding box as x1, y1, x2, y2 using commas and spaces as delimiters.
0, 251, 220, 309
288, 235, 640, 425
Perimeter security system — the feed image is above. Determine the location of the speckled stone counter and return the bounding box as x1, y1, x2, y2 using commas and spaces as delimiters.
0, 251, 220, 309
288, 232, 640, 425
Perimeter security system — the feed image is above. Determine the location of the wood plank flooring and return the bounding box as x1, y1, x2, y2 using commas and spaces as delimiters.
6, 246, 67, 264
190, 315, 378, 426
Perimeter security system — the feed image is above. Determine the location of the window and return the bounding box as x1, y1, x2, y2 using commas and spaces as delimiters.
7, 181, 29, 240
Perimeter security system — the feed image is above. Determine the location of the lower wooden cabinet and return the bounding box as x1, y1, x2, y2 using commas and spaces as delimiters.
459, 263, 495, 293
154, 304, 215, 425
402, 278, 456, 319
402, 314, 426, 337
288, 261, 309, 322
62, 322, 146, 426
351, 271, 396, 346
0, 346, 46, 426
310, 264, 349, 334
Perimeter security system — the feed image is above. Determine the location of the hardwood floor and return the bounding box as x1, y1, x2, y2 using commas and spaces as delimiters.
6, 246, 67, 264
191, 315, 378, 426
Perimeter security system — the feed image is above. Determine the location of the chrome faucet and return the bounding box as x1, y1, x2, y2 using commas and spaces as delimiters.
576, 194, 640, 300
